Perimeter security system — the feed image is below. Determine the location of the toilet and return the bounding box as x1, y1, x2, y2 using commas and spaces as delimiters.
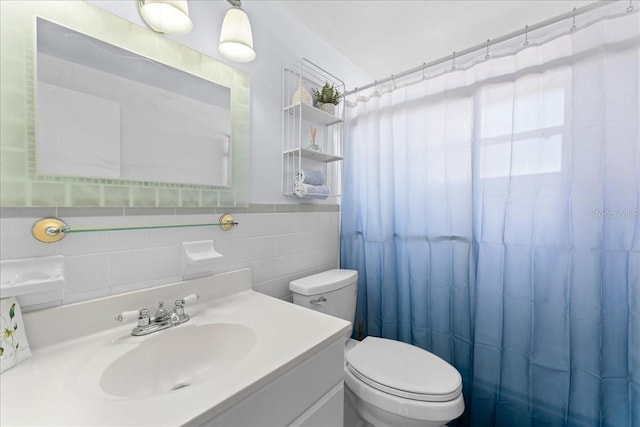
290, 269, 464, 427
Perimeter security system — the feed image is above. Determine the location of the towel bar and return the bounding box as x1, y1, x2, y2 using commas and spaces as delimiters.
31, 214, 238, 243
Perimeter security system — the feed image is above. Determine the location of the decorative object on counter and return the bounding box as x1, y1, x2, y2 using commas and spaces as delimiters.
295, 183, 330, 200
295, 169, 325, 186
0, 297, 32, 373
291, 80, 313, 106
307, 126, 320, 151
313, 82, 341, 115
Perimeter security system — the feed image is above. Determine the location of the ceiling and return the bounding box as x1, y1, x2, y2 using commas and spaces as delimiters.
277, 0, 601, 82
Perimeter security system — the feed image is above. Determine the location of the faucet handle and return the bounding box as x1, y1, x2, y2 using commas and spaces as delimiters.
115, 308, 150, 327
138, 308, 151, 327
173, 294, 198, 322
174, 294, 198, 309
179, 294, 199, 305
115, 310, 139, 323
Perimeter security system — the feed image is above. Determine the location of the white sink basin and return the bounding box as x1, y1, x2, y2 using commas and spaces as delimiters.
1, 269, 352, 426
100, 323, 256, 398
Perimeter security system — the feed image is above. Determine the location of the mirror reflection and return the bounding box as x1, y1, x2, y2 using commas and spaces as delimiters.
36, 18, 232, 187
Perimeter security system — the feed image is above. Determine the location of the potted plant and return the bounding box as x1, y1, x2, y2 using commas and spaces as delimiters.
313, 82, 341, 115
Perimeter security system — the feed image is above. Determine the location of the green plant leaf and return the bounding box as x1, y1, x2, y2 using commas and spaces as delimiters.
0, 347, 4, 356
312, 82, 341, 105
14, 322, 18, 331
15, 342, 19, 349
3, 328, 14, 339
9, 303, 15, 320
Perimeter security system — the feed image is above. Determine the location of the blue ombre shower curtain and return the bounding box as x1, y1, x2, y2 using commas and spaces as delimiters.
340, 5, 639, 426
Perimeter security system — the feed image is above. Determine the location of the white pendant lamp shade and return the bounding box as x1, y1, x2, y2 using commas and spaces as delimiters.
218, 7, 256, 63
139, 0, 193, 35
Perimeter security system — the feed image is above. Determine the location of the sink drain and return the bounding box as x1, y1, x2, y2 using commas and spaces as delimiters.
171, 383, 191, 391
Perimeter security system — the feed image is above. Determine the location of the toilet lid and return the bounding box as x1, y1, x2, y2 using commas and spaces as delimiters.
346, 337, 462, 402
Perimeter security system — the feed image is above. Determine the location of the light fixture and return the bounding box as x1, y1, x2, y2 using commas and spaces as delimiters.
138, 0, 193, 35
218, 0, 256, 63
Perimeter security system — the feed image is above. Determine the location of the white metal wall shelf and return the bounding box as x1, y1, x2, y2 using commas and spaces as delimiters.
283, 148, 343, 163
283, 103, 343, 127
282, 58, 345, 199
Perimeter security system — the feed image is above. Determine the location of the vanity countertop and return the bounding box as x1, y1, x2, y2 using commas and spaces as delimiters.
0, 269, 351, 426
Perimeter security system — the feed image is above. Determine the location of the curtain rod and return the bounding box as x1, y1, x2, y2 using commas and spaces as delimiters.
344, 0, 621, 96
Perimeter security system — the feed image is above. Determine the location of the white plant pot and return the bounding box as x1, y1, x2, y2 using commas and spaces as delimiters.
318, 102, 336, 115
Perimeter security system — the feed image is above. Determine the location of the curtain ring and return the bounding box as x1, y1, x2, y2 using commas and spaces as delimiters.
485, 39, 491, 59
570, 8, 577, 32
391, 74, 397, 89
627, 0, 634, 12
523, 25, 530, 47
450, 51, 456, 71
422, 62, 427, 80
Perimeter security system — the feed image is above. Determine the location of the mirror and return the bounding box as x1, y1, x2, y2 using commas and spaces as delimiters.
0, 1, 249, 207
37, 18, 231, 187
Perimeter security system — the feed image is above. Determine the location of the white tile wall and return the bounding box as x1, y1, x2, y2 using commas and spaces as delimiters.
0, 209, 340, 312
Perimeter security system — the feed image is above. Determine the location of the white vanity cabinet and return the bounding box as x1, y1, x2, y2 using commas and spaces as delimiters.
200, 339, 345, 427
282, 59, 345, 199
0, 269, 351, 427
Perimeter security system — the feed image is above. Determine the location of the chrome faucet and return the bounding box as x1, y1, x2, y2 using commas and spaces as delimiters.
154, 301, 170, 321
115, 294, 199, 336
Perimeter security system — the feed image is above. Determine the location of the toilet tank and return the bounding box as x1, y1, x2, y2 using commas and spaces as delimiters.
289, 269, 358, 325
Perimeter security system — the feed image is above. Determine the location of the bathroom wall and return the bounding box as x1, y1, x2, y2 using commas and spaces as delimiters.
87, 0, 372, 203
0, 1, 371, 311
1, 205, 339, 311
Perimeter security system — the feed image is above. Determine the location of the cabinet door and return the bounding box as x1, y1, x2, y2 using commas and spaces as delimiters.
201, 339, 344, 427
290, 382, 344, 427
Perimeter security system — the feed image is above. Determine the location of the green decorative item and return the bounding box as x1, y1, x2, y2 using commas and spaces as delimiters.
313, 82, 341, 115
313, 82, 341, 105
0, 298, 31, 373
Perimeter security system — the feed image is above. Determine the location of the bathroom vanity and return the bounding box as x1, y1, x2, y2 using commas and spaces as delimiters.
0, 269, 351, 426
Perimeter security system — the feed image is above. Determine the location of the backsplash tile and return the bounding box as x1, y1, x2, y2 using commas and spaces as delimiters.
31, 182, 66, 206
70, 183, 101, 206
0, 205, 340, 311
104, 185, 130, 207
64, 254, 111, 294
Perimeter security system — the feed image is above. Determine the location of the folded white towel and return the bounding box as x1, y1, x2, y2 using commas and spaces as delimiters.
294, 169, 325, 186
0, 297, 32, 373
294, 184, 330, 199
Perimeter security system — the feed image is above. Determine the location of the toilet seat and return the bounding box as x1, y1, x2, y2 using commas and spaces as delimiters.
345, 337, 462, 402
344, 365, 465, 423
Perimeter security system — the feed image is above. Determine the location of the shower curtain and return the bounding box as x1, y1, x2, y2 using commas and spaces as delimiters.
340, 5, 639, 426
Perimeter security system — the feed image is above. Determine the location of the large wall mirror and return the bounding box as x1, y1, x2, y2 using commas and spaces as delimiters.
0, 1, 250, 208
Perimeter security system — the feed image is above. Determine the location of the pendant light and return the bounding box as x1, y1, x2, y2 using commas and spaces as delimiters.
218, 0, 256, 63
138, 0, 193, 35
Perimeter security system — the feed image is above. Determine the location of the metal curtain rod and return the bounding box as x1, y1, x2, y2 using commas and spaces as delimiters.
345, 0, 617, 96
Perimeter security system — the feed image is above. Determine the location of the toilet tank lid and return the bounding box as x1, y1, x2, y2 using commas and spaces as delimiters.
289, 269, 358, 295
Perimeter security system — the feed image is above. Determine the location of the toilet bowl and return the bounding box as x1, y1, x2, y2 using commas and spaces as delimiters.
290, 270, 464, 427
